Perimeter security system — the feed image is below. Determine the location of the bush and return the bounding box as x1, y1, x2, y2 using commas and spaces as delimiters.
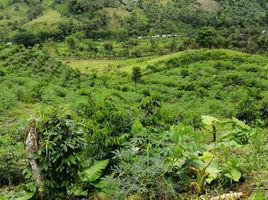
103, 42, 113, 51
236, 98, 259, 125
36, 107, 86, 199
13, 32, 39, 47
196, 27, 226, 48
0, 69, 5, 77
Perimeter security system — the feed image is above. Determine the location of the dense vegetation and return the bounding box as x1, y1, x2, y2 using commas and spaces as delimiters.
0, 0, 267, 55
0, 44, 267, 199
0, 0, 268, 199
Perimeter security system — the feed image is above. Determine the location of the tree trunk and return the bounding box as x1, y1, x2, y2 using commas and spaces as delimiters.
212, 125, 217, 142
25, 123, 45, 200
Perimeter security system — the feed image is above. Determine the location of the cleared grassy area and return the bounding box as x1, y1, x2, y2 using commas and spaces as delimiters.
62, 52, 189, 73
63, 56, 156, 73
64, 49, 249, 73
23, 9, 64, 32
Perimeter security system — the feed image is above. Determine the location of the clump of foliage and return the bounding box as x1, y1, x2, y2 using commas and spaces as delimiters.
196, 27, 226, 48
36, 107, 86, 199
13, 32, 39, 47
101, 117, 264, 199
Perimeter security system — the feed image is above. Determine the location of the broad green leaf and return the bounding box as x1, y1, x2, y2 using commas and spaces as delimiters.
94, 179, 109, 189
80, 159, 109, 183
15, 192, 35, 200
131, 119, 144, 135
170, 157, 187, 168
231, 118, 250, 130
201, 151, 214, 162
224, 168, 241, 182
206, 166, 221, 184
201, 115, 220, 126
69, 185, 88, 197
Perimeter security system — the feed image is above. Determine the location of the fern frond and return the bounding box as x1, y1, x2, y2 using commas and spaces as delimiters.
80, 159, 109, 183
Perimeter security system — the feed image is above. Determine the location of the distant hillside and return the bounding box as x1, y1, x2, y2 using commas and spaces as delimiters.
0, 0, 267, 57
22, 9, 65, 33
0, 0, 267, 37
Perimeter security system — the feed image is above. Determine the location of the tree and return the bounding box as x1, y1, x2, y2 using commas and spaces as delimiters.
132, 67, 142, 87
196, 27, 221, 48
0, 27, 9, 44
27, 4, 42, 20
36, 107, 86, 199
236, 98, 259, 125
13, 32, 39, 47
256, 32, 268, 53
66, 35, 77, 51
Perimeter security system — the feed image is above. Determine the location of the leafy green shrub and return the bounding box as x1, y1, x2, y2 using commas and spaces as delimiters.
0, 69, 5, 77
236, 98, 259, 125
259, 101, 268, 127
0, 135, 26, 186
104, 127, 178, 199
140, 95, 162, 127
77, 96, 133, 158
103, 43, 113, 51
132, 67, 142, 86
13, 32, 39, 47
36, 107, 86, 199
0, 88, 17, 113
196, 27, 226, 48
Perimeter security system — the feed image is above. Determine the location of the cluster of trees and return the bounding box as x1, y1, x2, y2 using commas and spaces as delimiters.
1, 0, 267, 54
192, 27, 268, 53
58, 0, 267, 35
10, 25, 267, 56
7, 0, 43, 20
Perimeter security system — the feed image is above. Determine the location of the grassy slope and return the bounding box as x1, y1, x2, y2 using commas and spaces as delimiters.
23, 9, 64, 32
0, 47, 267, 198
66, 48, 268, 123
65, 49, 248, 73
0, 2, 29, 26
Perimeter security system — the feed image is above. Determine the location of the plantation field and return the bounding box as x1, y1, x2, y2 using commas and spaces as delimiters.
0, 44, 268, 199
0, 0, 267, 198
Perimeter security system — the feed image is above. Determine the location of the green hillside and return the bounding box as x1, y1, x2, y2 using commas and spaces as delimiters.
0, 45, 268, 199
0, 2, 29, 26
0, 0, 267, 54
65, 49, 248, 73
23, 9, 65, 32
0, 0, 268, 199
